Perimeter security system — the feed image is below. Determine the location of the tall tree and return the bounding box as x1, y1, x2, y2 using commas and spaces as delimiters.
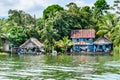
94, 0, 110, 16
97, 13, 118, 38
66, 2, 80, 15
53, 11, 80, 38
7, 26, 30, 46
43, 4, 64, 19
36, 18, 45, 40
113, 0, 120, 15
40, 18, 59, 52
8, 9, 35, 27
111, 18, 120, 46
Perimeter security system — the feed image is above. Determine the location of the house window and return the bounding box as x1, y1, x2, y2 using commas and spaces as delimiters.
77, 39, 79, 42
73, 38, 77, 42
88, 38, 93, 43
86, 38, 89, 41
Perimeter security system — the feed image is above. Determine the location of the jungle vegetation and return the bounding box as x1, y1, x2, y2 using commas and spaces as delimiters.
0, 0, 120, 54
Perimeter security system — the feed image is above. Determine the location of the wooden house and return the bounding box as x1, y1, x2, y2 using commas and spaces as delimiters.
0, 34, 11, 52
71, 29, 95, 52
2, 39, 10, 52
93, 36, 112, 52
18, 38, 44, 54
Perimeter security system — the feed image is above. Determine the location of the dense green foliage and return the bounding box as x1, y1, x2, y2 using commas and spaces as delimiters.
8, 9, 35, 26
113, 0, 120, 15
0, 0, 120, 53
55, 36, 73, 53
7, 26, 29, 46
43, 4, 64, 19
94, 0, 109, 16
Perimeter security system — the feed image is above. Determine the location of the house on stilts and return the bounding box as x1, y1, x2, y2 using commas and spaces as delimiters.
0, 34, 11, 52
94, 36, 112, 52
18, 38, 44, 54
71, 29, 112, 52
71, 29, 95, 52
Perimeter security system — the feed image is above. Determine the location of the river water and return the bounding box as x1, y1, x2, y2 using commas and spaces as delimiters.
0, 54, 120, 80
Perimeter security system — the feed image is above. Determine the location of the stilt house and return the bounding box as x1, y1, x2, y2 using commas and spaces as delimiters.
71, 29, 112, 52
19, 38, 44, 54
94, 36, 112, 52
71, 29, 95, 52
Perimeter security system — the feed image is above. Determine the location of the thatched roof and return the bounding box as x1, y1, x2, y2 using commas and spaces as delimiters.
20, 38, 44, 48
94, 36, 112, 45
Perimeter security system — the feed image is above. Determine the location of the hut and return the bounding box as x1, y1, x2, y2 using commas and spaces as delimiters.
19, 38, 44, 54
94, 36, 112, 52
0, 34, 11, 52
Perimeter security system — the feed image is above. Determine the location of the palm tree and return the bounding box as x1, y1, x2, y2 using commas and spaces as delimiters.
55, 36, 73, 54
111, 20, 120, 46
110, 19, 120, 54
97, 13, 120, 54
97, 13, 118, 38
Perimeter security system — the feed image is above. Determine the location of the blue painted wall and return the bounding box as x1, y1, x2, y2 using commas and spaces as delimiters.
72, 38, 112, 52
72, 38, 93, 43
94, 44, 112, 52
72, 38, 77, 42
73, 45, 81, 51
72, 38, 94, 52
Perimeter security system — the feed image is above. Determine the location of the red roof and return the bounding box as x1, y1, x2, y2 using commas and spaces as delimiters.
71, 29, 95, 38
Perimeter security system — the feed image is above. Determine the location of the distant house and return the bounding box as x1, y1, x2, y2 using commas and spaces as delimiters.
19, 38, 44, 54
0, 34, 11, 52
94, 36, 112, 52
70, 29, 113, 52
2, 39, 10, 52
71, 29, 95, 52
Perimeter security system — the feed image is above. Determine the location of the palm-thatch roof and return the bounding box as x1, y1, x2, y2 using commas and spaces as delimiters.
94, 36, 112, 45
20, 38, 44, 48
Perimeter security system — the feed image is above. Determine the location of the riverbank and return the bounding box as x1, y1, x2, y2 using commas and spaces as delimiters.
70, 52, 111, 56
0, 52, 9, 56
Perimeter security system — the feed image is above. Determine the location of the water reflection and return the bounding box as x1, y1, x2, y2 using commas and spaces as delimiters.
0, 54, 120, 80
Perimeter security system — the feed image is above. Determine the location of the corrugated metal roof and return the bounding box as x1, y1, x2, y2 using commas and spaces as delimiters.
71, 29, 95, 38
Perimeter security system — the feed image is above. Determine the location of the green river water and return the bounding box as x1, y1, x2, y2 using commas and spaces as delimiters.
0, 54, 120, 80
